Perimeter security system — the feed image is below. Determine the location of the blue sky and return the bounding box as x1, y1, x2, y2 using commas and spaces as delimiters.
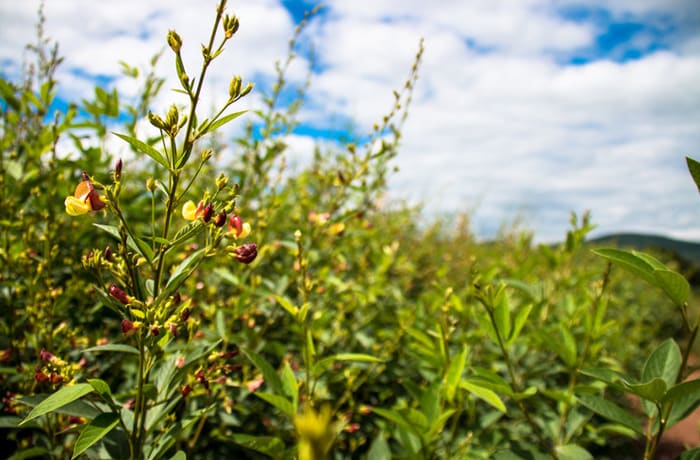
1, 0, 699, 242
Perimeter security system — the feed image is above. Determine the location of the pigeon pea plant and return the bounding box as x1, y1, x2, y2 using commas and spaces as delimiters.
17, 1, 256, 459
579, 157, 700, 460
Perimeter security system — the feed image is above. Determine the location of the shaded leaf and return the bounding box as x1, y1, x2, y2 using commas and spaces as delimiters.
20, 384, 94, 425
577, 394, 643, 434
72, 412, 120, 459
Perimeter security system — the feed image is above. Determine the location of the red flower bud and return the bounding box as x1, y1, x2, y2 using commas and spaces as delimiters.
202, 203, 214, 222
180, 307, 191, 322
121, 319, 135, 335
181, 384, 192, 397
151, 326, 160, 336
115, 158, 123, 180
228, 214, 243, 235
172, 292, 181, 306
214, 210, 227, 227
233, 243, 257, 264
39, 349, 55, 364
110, 284, 130, 305
103, 246, 114, 262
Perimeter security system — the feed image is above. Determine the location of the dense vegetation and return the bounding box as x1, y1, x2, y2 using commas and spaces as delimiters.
1, 2, 699, 459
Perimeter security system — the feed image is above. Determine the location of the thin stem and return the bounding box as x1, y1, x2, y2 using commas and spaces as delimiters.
484, 303, 555, 458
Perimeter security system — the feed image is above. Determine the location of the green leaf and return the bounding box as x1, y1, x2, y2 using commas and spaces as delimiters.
254, 392, 294, 417
71, 412, 120, 459
592, 248, 656, 285
460, 379, 507, 413
92, 224, 154, 262
555, 444, 593, 460
231, 434, 284, 458
20, 384, 94, 425
622, 378, 667, 403
577, 394, 643, 434
653, 269, 690, 307
679, 447, 700, 460
83, 344, 139, 355
642, 338, 681, 389
113, 132, 169, 169
161, 248, 206, 300
444, 346, 467, 403
371, 407, 415, 432
687, 156, 700, 195
508, 303, 533, 345
311, 353, 383, 377
280, 361, 298, 410
663, 379, 700, 406
7, 447, 52, 460
366, 432, 391, 460
274, 295, 298, 317
241, 348, 284, 395
169, 451, 187, 460
201, 110, 246, 135
87, 379, 115, 405
494, 293, 511, 339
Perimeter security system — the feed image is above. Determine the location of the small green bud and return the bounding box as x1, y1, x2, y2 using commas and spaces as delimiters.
224, 15, 240, 39
148, 111, 167, 130
146, 178, 157, 193
201, 149, 213, 162
228, 76, 242, 100
167, 30, 182, 53
165, 104, 179, 128
216, 173, 229, 191
239, 82, 254, 98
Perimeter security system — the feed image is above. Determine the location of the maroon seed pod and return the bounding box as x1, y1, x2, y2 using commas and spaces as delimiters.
228, 214, 243, 236
109, 284, 130, 305
233, 243, 257, 264
214, 210, 227, 227
180, 307, 191, 322
181, 384, 192, 397
121, 319, 135, 335
103, 246, 114, 262
115, 158, 123, 180
202, 203, 214, 222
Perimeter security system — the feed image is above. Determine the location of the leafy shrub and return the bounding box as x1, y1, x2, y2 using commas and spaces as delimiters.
1, 2, 698, 460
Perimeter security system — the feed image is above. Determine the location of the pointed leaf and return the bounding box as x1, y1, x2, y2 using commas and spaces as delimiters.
642, 338, 681, 388
508, 303, 533, 345
231, 434, 284, 458
653, 269, 690, 307
254, 392, 294, 417
555, 444, 593, 460
687, 157, 700, 195
444, 346, 467, 403
460, 380, 507, 413
83, 344, 139, 355
622, 378, 667, 403
241, 348, 283, 395
162, 248, 206, 299
312, 353, 384, 377
20, 384, 94, 425
592, 248, 655, 285
201, 110, 246, 135
113, 132, 169, 169
577, 394, 643, 434
71, 412, 120, 459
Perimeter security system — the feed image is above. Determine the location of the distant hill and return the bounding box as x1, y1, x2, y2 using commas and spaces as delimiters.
587, 233, 700, 283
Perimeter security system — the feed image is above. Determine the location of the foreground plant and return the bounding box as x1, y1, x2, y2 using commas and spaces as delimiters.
17, 1, 256, 458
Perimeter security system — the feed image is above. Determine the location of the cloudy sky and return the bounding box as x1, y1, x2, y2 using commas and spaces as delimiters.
1, 0, 699, 242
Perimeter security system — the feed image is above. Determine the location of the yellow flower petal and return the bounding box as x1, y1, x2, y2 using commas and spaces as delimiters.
239, 222, 251, 239
182, 201, 197, 221
64, 196, 91, 216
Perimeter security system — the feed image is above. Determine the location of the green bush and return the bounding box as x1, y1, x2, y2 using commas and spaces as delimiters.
1, 2, 698, 459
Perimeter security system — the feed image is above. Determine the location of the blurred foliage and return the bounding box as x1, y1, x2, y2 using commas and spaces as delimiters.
0, 2, 697, 460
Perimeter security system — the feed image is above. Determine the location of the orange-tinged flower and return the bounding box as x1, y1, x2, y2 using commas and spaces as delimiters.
65, 174, 105, 216
227, 214, 251, 239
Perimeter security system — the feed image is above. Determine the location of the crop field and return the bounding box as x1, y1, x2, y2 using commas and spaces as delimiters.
1, 2, 699, 459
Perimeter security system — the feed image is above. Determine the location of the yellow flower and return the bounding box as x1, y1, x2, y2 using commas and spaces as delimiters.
182, 200, 200, 221
294, 405, 336, 460
64, 176, 106, 216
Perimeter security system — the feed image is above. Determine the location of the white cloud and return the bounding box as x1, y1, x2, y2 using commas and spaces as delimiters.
1, 0, 699, 242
